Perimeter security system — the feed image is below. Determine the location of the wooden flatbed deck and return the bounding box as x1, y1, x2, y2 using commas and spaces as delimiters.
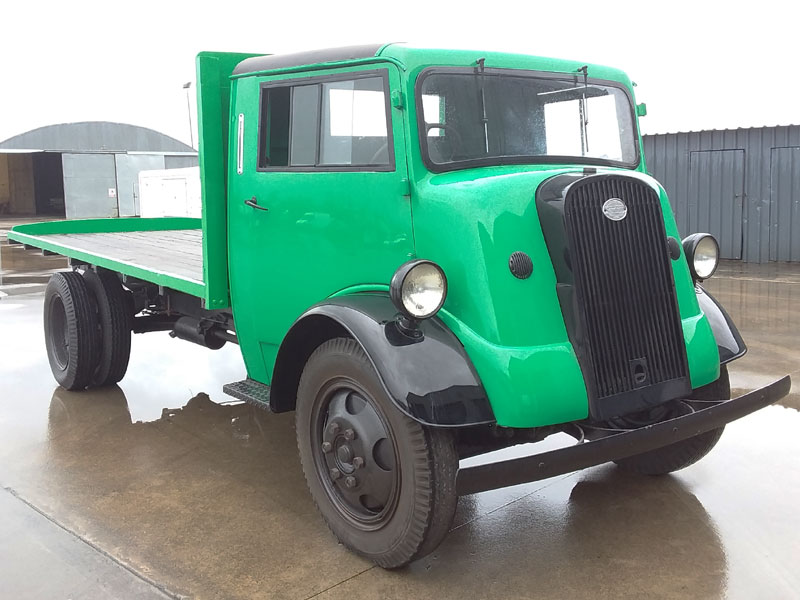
37, 230, 204, 285
8, 218, 207, 298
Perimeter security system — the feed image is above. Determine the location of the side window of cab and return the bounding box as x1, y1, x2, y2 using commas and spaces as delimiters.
257, 71, 394, 171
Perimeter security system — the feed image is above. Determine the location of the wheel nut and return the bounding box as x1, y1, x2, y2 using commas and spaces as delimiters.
321, 441, 332, 453
352, 456, 364, 469
328, 422, 340, 435
329, 468, 341, 480
344, 475, 357, 488
343, 428, 356, 441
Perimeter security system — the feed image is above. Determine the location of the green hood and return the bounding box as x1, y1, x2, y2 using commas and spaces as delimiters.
410, 164, 720, 427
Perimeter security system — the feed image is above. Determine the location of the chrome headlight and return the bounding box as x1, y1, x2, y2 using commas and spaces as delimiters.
682, 233, 720, 281
390, 260, 447, 320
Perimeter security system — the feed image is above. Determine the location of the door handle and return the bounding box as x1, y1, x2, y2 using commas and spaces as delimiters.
244, 197, 268, 212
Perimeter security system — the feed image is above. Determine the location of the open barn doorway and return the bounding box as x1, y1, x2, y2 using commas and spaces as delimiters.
32, 152, 65, 216
0, 151, 65, 217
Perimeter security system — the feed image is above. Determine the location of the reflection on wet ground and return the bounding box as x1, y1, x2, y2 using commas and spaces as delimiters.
0, 247, 798, 599
0, 241, 67, 297
705, 260, 800, 410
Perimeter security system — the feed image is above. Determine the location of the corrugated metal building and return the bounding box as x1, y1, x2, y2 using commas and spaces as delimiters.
643, 126, 800, 263
0, 122, 197, 219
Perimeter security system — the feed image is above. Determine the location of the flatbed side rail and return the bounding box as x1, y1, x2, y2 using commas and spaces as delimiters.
456, 375, 791, 496
8, 217, 199, 237
7, 217, 204, 298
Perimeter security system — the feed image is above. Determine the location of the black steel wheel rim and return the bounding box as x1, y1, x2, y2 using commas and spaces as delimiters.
49, 295, 69, 370
311, 378, 400, 529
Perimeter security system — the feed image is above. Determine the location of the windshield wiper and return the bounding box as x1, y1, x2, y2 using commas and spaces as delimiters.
577, 65, 589, 155
476, 57, 489, 154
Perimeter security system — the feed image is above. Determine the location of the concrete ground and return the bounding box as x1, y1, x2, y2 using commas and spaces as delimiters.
0, 241, 798, 600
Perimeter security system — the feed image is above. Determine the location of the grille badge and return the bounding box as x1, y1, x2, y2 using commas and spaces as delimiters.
602, 198, 628, 221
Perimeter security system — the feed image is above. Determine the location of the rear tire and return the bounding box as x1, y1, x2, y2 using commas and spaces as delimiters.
83, 269, 132, 386
614, 367, 730, 476
296, 337, 458, 568
44, 272, 99, 391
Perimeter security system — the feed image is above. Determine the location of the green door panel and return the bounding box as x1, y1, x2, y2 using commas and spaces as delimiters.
228, 64, 414, 383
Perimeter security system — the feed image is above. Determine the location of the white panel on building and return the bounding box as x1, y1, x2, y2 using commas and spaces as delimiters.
138, 167, 201, 218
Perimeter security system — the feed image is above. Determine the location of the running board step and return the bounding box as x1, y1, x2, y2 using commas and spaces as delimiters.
222, 378, 272, 411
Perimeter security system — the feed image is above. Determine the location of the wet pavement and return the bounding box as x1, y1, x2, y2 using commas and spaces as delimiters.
0, 242, 798, 599
0, 218, 68, 298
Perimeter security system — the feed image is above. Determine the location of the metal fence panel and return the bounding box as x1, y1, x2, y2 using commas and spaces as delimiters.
164, 155, 199, 169
689, 150, 744, 259
61, 153, 118, 219
769, 147, 800, 261
115, 154, 165, 217
644, 126, 800, 263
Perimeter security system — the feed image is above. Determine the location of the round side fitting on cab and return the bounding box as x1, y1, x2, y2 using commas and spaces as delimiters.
509, 251, 533, 279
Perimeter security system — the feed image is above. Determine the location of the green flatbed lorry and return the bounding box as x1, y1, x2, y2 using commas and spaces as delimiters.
9, 44, 791, 568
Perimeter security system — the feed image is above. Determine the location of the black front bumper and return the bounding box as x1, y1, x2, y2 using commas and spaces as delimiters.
456, 375, 791, 496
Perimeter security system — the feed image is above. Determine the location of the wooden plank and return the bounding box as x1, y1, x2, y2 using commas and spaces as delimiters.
51, 234, 203, 263
108, 233, 203, 253
46, 237, 200, 268
7, 230, 205, 298
46, 235, 200, 271
40, 230, 204, 285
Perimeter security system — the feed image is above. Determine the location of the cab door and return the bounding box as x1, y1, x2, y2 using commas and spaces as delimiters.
228, 65, 414, 383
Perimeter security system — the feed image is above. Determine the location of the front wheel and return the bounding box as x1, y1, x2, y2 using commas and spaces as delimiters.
614, 367, 730, 476
296, 338, 458, 568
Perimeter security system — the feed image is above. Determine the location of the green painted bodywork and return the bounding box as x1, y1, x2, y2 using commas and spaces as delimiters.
226, 45, 719, 427
10, 45, 722, 429
196, 51, 264, 309
8, 218, 204, 297
227, 63, 415, 384
411, 166, 718, 426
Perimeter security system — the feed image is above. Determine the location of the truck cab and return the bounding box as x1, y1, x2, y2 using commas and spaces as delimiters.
225, 44, 727, 427
9, 44, 789, 569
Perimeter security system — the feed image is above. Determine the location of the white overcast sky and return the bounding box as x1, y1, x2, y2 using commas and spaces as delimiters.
1, 0, 797, 147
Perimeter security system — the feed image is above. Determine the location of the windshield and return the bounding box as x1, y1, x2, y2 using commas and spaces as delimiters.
418, 70, 638, 171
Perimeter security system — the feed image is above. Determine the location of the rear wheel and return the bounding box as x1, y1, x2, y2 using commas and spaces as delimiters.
83, 269, 132, 386
296, 338, 458, 568
44, 272, 99, 390
614, 367, 730, 475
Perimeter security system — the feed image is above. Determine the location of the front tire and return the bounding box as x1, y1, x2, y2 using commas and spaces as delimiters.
614, 367, 730, 476
296, 338, 458, 568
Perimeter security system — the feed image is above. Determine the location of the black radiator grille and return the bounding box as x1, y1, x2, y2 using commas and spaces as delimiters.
564, 176, 688, 400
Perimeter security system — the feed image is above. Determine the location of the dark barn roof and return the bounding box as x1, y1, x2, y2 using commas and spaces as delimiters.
0, 122, 195, 153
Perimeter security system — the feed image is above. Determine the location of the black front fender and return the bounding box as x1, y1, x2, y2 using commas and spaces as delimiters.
271, 294, 495, 427
696, 286, 747, 364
